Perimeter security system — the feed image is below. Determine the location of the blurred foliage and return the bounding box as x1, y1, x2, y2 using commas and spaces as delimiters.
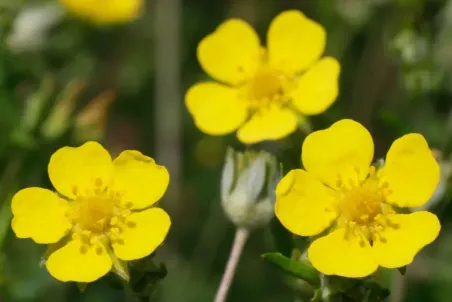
0, 0, 451, 301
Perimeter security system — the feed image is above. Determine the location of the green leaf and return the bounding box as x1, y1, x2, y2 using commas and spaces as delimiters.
261, 252, 320, 286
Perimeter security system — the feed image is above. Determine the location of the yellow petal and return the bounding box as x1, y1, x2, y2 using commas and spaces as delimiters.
60, 0, 142, 24
11, 188, 71, 244
48, 141, 113, 199
275, 169, 337, 236
267, 10, 326, 75
112, 150, 169, 209
302, 119, 374, 189
308, 228, 378, 278
373, 211, 440, 268
237, 107, 298, 144
46, 240, 112, 282
112, 208, 171, 261
291, 57, 340, 115
198, 19, 261, 85
186, 82, 248, 135
381, 134, 440, 208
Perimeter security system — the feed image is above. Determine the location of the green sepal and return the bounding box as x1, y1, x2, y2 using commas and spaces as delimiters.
397, 266, 407, 276
261, 252, 320, 286
76, 282, 88, 293
110, 254, 130, 282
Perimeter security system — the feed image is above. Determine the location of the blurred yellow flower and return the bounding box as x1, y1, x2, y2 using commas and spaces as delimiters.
11, 141, 171, 282
186, 10, 340, 144
275, 119, 441, 278
59, 0, 142, 24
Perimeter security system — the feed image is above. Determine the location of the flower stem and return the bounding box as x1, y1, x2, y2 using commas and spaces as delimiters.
214, 228, 249, 302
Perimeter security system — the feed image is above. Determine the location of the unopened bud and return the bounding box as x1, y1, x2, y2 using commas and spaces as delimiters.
221, 148, 279, 229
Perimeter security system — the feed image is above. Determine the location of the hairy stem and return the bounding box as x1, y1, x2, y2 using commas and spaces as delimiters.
214, 228, 250, 302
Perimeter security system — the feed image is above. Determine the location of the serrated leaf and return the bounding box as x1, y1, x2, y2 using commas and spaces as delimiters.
262, 252, 320, 286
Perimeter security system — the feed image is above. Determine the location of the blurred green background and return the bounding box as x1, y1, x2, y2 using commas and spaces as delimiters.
1, 0, 452, 301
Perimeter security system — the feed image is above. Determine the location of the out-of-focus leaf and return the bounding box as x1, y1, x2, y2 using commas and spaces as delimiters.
261, 252, 320, 286
269, 218, 293, 257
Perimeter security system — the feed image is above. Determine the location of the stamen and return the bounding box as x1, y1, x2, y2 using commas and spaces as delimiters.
126, 221, 136, 228
95, 178, 103, 187
79, 245, 88, 255
72, 186, 79, 196
95, 246, 103, 255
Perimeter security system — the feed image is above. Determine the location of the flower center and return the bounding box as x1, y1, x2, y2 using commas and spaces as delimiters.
76, 196, 115, 233
245, 67, 290, 108
338, 185, 384, 225
334, 167, 397, 243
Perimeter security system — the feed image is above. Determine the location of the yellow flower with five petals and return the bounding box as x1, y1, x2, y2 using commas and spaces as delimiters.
11, 141, 171, 282
59, 0, 142, 24
275, 119, 440, 278
186, 10, 340, 144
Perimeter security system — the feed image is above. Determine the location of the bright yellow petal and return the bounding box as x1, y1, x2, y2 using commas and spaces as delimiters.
112, 150, 169, 209
46, 240, 112, 282
112, 208, 171, 261
11, 188, 71, 244
198, 19, 261, 85
308, 228, 378, 278
60, 0, 142, 24
373, 211, 440, 268
267, 10, 326, 75
186, 82, 248, 135
275, 169, 337, 236
381, 134, 440, 208
291, 57, 340, 115
48, 141, 113, 199
302, 119, 374, 189
237, 107, 298, 144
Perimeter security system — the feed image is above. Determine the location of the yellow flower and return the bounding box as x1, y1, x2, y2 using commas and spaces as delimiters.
275, 119, 441, 278
11, 141, 171, 282
186, 10, 340, 144
59, 0, 142, 24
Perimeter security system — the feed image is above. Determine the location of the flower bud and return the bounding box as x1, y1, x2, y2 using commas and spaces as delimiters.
7, 3, 64, 53
221, 148, 279, 229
